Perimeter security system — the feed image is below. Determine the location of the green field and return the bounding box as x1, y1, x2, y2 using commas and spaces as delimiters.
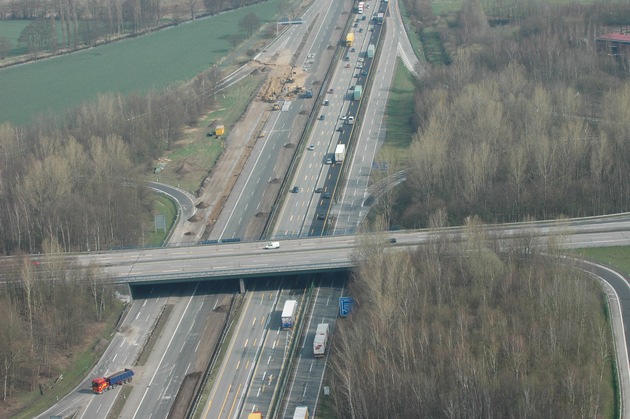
0, 0, 279, 125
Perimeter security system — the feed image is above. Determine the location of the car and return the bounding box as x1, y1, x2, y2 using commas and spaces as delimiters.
291, 186, 299, 193
357, 63, 363, 69
359, 28, 363, 33
361, 70, 368, 75
319, 114, 325, 120
358, 57, 364, 62
340, 115, 347, 120
354, 74, 360, 78
369, 27, 374, 31
345, 63, 351, 68
389, 238, 397, 244
336, 127, 343, 132
315, 187, 323, 193
325, 158, 333, 164
329, 88, 334, 94
308, 144, 315, 151
264, 241, 280, 249
323, 193, 331, 199
317, 213, 326, 220
323, 99, 329, 106
362, 15, 367, 20
344, 56, 350, 61
350, 47, 356, 52
349, 86, 355, 90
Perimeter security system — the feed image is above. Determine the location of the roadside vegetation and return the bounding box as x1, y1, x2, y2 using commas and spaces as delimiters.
330, 224, 615, 418
377, 0, 630, 229
0, 249, 123, 418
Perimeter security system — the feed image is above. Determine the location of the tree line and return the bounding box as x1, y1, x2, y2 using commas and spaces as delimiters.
0, 66, 221, 255
330, 223, 613, 418
0, 248, 115, 408
0, 0, 271, 56
390, 0, 630, 228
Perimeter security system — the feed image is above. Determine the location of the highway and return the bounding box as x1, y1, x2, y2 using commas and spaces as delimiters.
32, 0, 630, 415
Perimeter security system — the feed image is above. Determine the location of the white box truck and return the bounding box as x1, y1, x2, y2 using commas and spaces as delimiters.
293, 406, 309, 419
281, 300, 298, 329
264, 241, 280, 249
313, 323, 329, 357
334, 144, 346, 163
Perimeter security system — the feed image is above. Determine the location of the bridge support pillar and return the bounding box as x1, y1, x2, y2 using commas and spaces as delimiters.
239, 278, 245, 294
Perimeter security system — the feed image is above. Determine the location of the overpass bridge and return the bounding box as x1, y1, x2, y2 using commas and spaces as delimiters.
68, 214, 630, 287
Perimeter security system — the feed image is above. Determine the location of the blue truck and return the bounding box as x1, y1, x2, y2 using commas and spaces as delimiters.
92, 368, 134, 393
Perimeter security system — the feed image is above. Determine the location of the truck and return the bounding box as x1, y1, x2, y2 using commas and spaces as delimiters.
92, 369, 134, 393
215, 124, 225, 136
264, 241, 280, 249
353, 85, 363, 100
281, 300, 298, 329
346, 32, 354, 47
367, 43, 375, 58
248, 412, 263, 419
313, 323, 329, 357
335, 144, 346, 163
293, 406, 309, 419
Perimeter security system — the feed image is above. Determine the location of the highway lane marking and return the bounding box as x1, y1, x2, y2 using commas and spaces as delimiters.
195, 339, 201, 353
268, 356, 272, 365
218, 383, 232, 418
131, 282, 200, 419
226, 383, 242, 419
252, 317, 257, 326
244, 339, 249, 348
253, 338, 258, 346
261, 316, 266, 325
236, 360, 241, 370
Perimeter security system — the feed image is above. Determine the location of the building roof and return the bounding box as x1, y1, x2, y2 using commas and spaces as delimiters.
597, 33, 630, 44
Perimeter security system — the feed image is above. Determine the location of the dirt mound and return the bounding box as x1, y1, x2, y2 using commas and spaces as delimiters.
188, 211, 203, 222
176, 162, 194, 174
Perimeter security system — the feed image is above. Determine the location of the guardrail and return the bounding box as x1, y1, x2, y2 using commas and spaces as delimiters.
116, 262, 353, 284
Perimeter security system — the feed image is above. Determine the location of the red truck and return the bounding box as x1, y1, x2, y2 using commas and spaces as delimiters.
91, 369, 134, 394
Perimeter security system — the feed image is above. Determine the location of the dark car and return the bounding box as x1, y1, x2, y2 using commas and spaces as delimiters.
291, 186, 299, 193
323, 193, 331, 199
317, 213, 326, 220
315, 187, 323, 193
389, 238, 397, 243
336, 127, 343, 132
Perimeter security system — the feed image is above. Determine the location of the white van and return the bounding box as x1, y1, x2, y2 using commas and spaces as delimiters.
264, 242, 280, 249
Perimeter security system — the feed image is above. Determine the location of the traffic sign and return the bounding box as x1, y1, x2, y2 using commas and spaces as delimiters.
339, 297, 353, 317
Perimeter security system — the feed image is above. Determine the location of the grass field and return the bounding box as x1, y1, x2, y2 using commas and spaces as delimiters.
377, 58, 416, 164
574, 246, 630, 276
0, 0, 280, 125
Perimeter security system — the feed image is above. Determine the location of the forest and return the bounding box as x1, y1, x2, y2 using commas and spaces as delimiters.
0, 66, 221, 255
0, 246, 115, 410
330, 222, 614, 418
392, 0, 630, 228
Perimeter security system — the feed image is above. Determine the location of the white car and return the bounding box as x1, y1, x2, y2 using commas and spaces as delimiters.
340, 115, 347, 120
358, 58, 364, 62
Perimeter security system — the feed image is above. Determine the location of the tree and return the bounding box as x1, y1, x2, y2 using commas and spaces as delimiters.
0, 36, 11, 59
18, 20, 55, 55
239, 12, 260, 37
